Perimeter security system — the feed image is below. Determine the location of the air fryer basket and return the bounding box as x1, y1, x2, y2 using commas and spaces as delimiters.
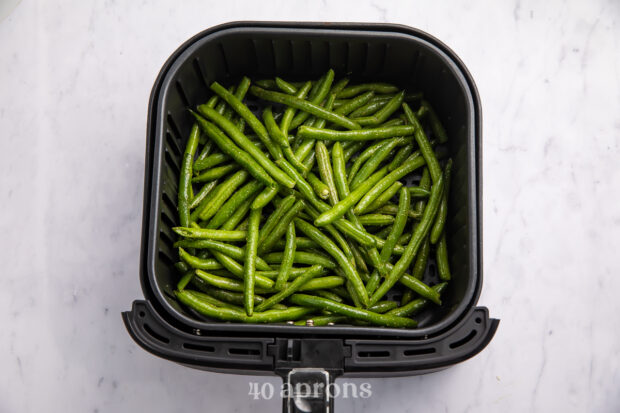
124, 22, 497, 394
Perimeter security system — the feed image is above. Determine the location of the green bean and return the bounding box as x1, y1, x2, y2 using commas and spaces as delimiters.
256, 265, 324, 311
400, 290, 414, 306
262, 106, 290, 149
177, 289, 312, 323
347, 140, 390, 184
222, 78, 251, 120
414, 168, 431, 216
177, 270, 194, 290
297, 125, 414, 141
191, 163, 238, 183
221, 196, 253, 230
313, 289, 345, 303
250, 86, 360, 130
334, 91, 375, 116
330, 77, 349, 95
243, 208, 260, 315
210, 80, 283, 160
403, 103, 441, 183
274, 237, 318, 251
315, 141, 339, 205
365, 181, 403, 213
380, 187, 410, 263
294, 314, 348, 326
344, 281, 363, 308
314, 167, 388, 226
195, 170, 249, 221
193, 269, 266, 293
289, 69, 335, 129
256, 266, 326, 280
369, 173, 444, 305
173, 227, 246, 241
175, 261, 190, 274
411, 236, 430, 279
281, 81, 312, 136
331, 142, 348, 199
354, 152, 425, 214
365, 272, 381, 296
301, 151, 316, 177
294, 138, 316, 162
190, 181, 218, 213
349, 242, 369, 274
354, 91, 404, 127
275, 223, 296, 290
357, 214, 395, 226
206, 180, 263, 228
342, 141, 365, 162
420, 100, 448, 143
207, 252, 274, 289
388, 143, 414, 171
196, 105, 295, 188
430, 159, 452, 243
191, 113, 275, 187
388, 282, 448, 317
369, 300, 399, 314
255, 78, 305, 90
258, 199, 306, 254
178, 124, 200, 227
409, 186, 431, 198
194, 140, 214, 167
336, 83, 399, 98
214, 85, 234, 115
262, 251, 336, 269
301, 204, 356, 266
176, 239, 271, 271
259, 195, 296, 243
190, 282, 266, 306
275, 77, 298, 94
289, 294, 416, 327
307, 172, 330, 200
297, 276, 344, 291
350, 137, 407, 190
251, 184, 278, 210
436, 233, 451, 281
189, 289, 244, 311
350, 99, 389, 118
194, 152, 229, 172
294, 219, 369, 307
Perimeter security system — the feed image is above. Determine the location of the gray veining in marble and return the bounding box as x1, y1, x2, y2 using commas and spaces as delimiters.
1, 0, 619, 412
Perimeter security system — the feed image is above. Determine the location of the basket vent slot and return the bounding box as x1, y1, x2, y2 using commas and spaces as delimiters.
449, 329, 477, 349
229, 347, 260, 356
192, 58, 209, 90
164, 150, 180, 176
175, 80, 190, 107
165, 131, 182, 158
143, 323, 170, 344
183, 343, 215, 353
403, 347, 436, 356
358, 350, 390, 358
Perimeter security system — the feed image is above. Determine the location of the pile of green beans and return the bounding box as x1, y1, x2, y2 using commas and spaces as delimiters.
172, 71, 453, 328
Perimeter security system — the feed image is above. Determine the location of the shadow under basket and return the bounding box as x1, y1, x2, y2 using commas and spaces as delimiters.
123, 21, 498, 412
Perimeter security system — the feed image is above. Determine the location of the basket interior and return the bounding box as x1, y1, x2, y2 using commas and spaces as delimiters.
147, 26, 478, 337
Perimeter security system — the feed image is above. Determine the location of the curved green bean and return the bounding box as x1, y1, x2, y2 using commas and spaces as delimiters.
196, 105, 295, 188
250, 86, 360, 130
289, 294, 416, 328
178, 124, 200, 228
294, 218, 369, 307
297, 125, 414, 141
275, 222, 296, 290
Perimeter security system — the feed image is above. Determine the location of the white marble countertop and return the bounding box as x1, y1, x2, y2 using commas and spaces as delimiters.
1, 1, 619, 412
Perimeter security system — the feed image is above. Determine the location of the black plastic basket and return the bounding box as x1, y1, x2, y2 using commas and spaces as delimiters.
123, 21, 498, 412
